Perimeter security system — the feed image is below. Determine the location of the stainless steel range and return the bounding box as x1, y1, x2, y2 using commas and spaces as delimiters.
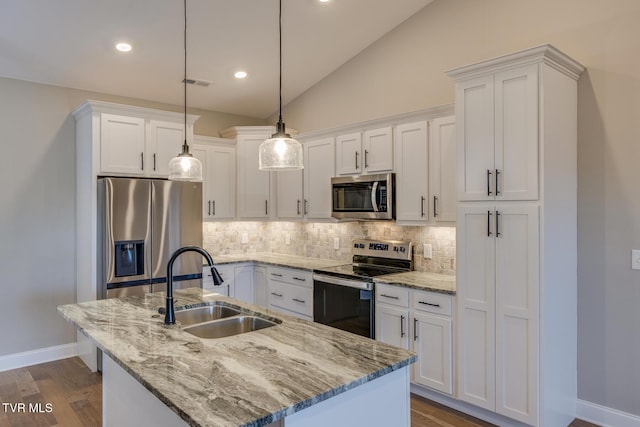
313, 239, 413, 338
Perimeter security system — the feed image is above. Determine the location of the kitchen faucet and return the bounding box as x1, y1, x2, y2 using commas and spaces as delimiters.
165, 246, 223, 325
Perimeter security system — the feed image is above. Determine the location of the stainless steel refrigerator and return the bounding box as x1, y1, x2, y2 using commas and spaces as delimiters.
97, 177, 203, 299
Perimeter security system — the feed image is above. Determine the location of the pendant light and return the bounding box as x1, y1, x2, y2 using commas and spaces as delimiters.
169, 0, 203, 181
259, 0, 303, 171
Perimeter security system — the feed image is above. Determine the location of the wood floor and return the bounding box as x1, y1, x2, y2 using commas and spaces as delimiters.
0, 357, 599, 427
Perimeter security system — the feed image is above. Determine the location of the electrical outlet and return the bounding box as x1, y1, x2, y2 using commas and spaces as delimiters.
334, 237, 340, 250
423, 243, 433, 259
241, 233, 248, 244
632, 250, 640, 270
285, 234, 291, 245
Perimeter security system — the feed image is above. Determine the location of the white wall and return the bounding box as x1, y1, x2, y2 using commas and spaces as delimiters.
0, 77, 264, 359
279, 0, 640, 418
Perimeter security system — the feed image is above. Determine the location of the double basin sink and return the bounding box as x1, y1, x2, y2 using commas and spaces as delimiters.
171, 303, 281, 339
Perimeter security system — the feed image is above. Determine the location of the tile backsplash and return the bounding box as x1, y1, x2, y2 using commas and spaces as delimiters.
203, 221, 455, 275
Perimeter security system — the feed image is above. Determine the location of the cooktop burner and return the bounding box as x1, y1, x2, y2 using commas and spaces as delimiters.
313, 238, 413, 281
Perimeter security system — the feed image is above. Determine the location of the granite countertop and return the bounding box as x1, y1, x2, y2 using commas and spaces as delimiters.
212, 253, 344, 271
210, 253, 456, 294
374, 271, 456, 295
58, 288, 415, 427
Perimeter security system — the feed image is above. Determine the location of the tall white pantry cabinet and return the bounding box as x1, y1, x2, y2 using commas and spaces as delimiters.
449, 45, 584, 426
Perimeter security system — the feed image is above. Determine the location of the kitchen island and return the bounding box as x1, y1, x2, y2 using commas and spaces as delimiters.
58, 288, 415, 427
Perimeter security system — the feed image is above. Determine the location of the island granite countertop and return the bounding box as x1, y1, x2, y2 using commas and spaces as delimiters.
58, 288, 415, 427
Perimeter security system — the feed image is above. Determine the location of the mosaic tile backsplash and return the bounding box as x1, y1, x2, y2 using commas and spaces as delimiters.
203, 221, 455, 275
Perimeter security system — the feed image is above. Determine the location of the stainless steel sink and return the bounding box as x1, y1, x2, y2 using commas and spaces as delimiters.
175, 304, 240, 326
183, 315, 279, 339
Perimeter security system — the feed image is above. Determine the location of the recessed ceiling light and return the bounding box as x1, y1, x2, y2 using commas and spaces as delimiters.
115, 42, 132, 52
234, 71, 248, 79
319, 0, 330, 3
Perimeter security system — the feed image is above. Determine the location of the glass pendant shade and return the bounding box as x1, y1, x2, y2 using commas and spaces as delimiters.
259, 127, 303, 171
168, 143, 203, 181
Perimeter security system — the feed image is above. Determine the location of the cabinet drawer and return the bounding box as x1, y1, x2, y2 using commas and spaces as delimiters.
267, 280, 313, 317
267, 266, 313, 288
412, 290, 452, 316
375, 284, 409, 308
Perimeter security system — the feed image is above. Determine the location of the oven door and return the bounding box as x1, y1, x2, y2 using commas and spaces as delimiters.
313, 274, 374, 339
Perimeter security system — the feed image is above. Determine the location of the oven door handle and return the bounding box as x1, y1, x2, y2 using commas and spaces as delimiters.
313, 274, 373, 291
371, 181, 379, 212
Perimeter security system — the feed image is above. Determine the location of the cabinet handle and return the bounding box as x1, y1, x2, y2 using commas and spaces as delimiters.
487, 170, 492, 196
153, 153, 156, 171
293, 277, 306, 282
265, 200, 268, 215
364, 150, 369, 168
212, 200, 215, 216
208, 201, 211, 216
400, 315, 406, 338
418, 301, 441, 308
271, 273, 283, 277
292, 298, 306, 303
355, 151, 359, 170
420, 196, 425, 217
495, 169, 501, 196
487, 210, 493, 237
496, 210, 501, 237
270, 292, 283, 297
380, 294, 399, 300
140, 152, 144, 170
413, 318, 418, 341
304, 199, 308, 215
297, 200, 301, 215
433, 196, 438, 217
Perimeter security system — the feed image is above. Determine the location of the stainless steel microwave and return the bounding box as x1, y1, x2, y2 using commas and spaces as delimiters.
331, 173, 395, 220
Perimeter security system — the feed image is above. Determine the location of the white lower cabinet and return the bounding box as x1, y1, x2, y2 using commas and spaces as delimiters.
232, 265, 254, 304
266, 266, 313, 320
253, 266, 266, 307
376, 284, 453, 395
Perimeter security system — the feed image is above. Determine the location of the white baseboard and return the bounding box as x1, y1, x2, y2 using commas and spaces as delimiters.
0, 343, 78, 372
577, 399, 640, 427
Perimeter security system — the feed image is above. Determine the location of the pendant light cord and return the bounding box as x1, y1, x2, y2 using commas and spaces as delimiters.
184, 0, 188, 146
278, 0, 283, 124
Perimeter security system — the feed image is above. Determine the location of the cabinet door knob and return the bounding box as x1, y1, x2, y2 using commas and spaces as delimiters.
140, 152, 144, 170
487, 170, 493, 196
212, 200, 215, 216
413, 318, 418, 341
400, 315, 406, 338
355, 151, 359, 170
495, 169, 501, 196
364, 150, 369, 169
153, 153, 157, 171
487, 210, 493, 237
208, 200, 211, 216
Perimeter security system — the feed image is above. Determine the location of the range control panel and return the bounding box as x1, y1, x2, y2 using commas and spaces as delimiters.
352, 239, 413, 261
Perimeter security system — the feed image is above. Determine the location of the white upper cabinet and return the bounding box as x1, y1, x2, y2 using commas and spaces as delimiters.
303, 137, 335, 220
223, 127, 275, 220
429, 116, 457, 222
335, 127, 393, 176
362, 127, 394, 173
276, 168, 304, 220
335, 132, 362, 175
394, 121, 428, 224
100, 114, 146, 175
148, 120, 185, 177
97, 108, 195, 178
192, 136, 236, 220
457, 65, 538, 201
